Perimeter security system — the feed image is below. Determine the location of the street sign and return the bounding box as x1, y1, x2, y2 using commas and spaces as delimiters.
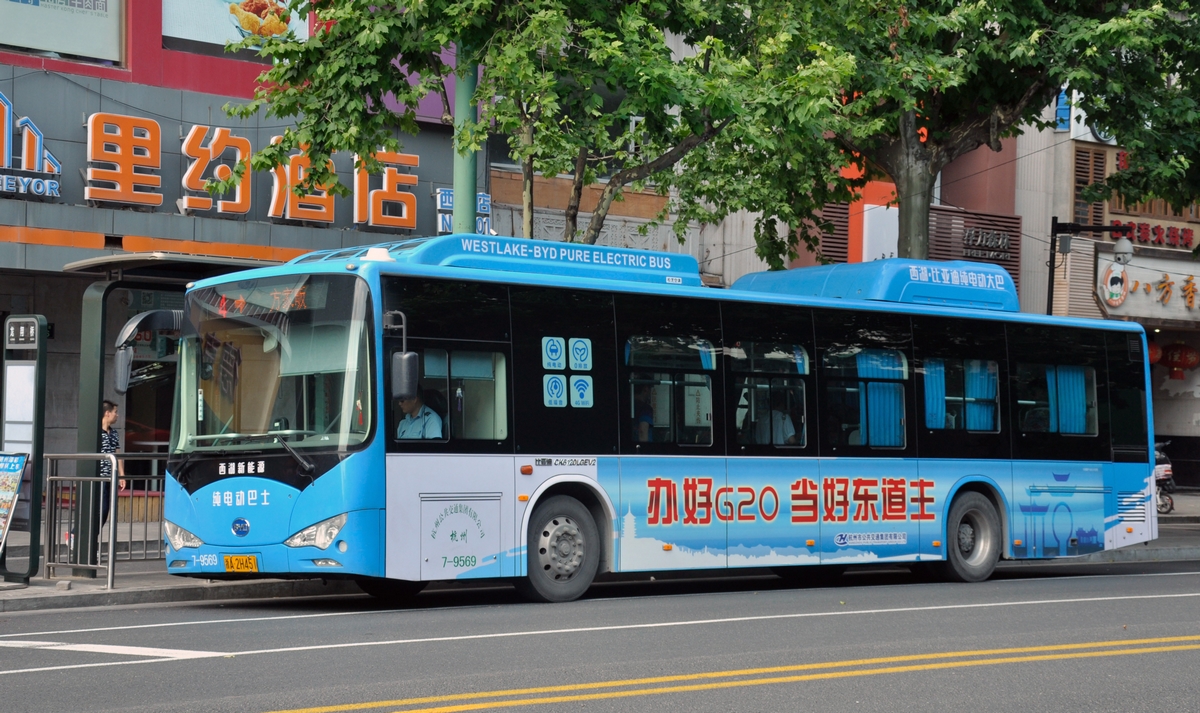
1, 315, 46, 582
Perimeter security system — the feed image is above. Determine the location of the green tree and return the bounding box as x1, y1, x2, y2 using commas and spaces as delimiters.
706, 1, 1200, 262
217, 0, 759, 244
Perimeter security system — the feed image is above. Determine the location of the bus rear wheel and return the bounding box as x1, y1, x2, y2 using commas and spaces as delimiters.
355, 577, 426, 603
940, 492, 1000, 583
518, 495, 599, 603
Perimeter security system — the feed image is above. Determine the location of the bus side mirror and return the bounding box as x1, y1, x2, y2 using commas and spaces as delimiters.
114, 346, 134, 395
392, 352, 419, 401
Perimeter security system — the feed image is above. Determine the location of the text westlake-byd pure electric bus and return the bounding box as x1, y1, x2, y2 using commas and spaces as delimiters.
140, 234, 1155, 602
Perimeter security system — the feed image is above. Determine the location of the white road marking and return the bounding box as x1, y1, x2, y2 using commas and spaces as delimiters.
3, 569, 1197, 642
2, 590, 1199, 677
233, 591, 1200, 656
0, 608, 399, 640
0, 640, 224, 659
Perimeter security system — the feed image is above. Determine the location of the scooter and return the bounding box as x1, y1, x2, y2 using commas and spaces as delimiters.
1155, 441, 1175, 515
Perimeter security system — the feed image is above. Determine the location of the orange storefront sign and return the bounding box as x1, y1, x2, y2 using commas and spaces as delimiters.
85, 113, 163, 206
84, 112, 421, 228
181, 125, 252, 214
354, 151, 419, 229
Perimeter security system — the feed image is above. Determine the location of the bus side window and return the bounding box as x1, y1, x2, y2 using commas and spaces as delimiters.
448, 351, 509, 440
1016, 363, 1098, 436
391, 349, 510, 442
823, 348, 908, 449
923, 358, 999, 432
728, 341, 808, 448
393, 348, 449, 441
626, 337, 716, 446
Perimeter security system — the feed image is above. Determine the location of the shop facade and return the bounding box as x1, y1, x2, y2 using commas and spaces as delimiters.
0, 3, 461, 461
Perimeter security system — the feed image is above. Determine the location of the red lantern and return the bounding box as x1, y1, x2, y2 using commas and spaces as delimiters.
1148, 342, 1163, 365
1161, 343, 1200, 380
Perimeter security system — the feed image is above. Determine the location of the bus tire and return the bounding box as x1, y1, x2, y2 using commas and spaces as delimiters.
940, 492, 1000, 583
355, 577, 426, 602
518, 495, 599, 603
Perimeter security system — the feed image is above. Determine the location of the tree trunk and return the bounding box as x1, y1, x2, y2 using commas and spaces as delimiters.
884, 110, 937, 260
892, 158, 937, 260
563, 147, 587, 242
521, 123, 534, 239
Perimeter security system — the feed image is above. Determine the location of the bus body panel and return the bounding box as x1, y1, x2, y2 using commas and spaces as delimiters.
818, 458, 923, 564
618, 457, 727, 571
385, 454, 517, 581
1011, 461, 1107, 558
1105, 461, 1156, 549
725, 457, 821, 567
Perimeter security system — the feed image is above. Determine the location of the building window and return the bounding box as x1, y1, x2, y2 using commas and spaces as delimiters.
1074, 148, 1106, 238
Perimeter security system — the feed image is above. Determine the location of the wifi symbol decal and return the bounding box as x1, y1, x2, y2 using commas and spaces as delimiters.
570, 376, 593, 408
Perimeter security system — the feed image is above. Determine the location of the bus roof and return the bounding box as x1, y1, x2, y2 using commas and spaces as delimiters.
290, 234, 704, 287
731, 259, 1020, 312
258, 234, 1145, 332
290, 234, 1019, 312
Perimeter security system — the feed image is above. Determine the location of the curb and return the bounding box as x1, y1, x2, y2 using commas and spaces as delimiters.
0, 578, 362, 613
1160, 516, 1200, 524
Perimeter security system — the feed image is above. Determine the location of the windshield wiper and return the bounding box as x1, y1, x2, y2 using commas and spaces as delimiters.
186, 432, 315, 474
244, 432, 315, 474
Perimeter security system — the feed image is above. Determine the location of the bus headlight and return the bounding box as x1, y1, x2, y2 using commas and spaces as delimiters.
284, 513, 347, 550
164, 521, 204, 550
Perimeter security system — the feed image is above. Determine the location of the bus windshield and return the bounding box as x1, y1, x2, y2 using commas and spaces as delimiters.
172, 273, 372, 455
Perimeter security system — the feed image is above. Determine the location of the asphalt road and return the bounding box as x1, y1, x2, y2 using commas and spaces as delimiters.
2, 561, 1199, 713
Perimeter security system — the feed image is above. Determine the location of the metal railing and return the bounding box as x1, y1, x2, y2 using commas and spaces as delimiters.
43, 453, 118, 589
42, 452, 169, 589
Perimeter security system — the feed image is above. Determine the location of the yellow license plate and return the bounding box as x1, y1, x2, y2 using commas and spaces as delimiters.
223, 555, 258, 573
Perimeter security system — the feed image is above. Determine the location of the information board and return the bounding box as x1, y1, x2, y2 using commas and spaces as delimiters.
0, 453, 28, 557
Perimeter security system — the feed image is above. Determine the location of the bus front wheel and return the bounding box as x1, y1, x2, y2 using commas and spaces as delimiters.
940, 492, 1000, 583
518, 495, 599, 603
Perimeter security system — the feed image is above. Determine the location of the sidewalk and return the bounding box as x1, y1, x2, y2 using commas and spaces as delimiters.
0, 494, 1197, 613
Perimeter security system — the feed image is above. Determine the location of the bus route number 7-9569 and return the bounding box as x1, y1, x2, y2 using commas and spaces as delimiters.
443, 555, 477, 568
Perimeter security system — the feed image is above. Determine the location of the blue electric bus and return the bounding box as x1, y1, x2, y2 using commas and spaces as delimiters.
135, 233, 1155, 602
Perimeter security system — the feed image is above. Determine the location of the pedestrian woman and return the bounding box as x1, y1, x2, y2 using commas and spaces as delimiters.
99, 400, 126, 526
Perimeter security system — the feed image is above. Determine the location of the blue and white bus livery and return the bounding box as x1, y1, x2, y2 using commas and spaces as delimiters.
143, 234, 1155, 602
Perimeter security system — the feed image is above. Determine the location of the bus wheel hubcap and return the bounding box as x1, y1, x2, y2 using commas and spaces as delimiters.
958, 522, 976, 555
538, 517, 583, 580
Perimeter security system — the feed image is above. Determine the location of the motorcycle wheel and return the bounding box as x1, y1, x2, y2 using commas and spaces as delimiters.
1157, 493, 1174, 515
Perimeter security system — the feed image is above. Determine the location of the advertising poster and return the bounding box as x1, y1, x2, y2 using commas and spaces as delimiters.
0, 453, 29, 556
163, 0, 309, 57
0, 1, 123, 63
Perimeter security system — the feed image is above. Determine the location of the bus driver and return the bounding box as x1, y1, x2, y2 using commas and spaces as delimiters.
396, 387, 443, 439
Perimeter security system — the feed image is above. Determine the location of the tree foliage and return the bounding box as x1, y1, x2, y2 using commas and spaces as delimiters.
806, 1, 1200, 259
219, 0, 842, 246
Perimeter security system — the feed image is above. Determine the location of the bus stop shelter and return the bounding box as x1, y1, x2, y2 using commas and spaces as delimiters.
62, 252, 279, 574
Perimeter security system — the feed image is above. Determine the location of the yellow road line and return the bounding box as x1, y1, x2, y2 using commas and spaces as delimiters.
265, 634, 1200, 713
386, 643, 1200, 713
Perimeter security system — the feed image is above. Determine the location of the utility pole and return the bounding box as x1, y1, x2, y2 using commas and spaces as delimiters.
452, 48, 478, 235
1047, 216, 1133, 315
